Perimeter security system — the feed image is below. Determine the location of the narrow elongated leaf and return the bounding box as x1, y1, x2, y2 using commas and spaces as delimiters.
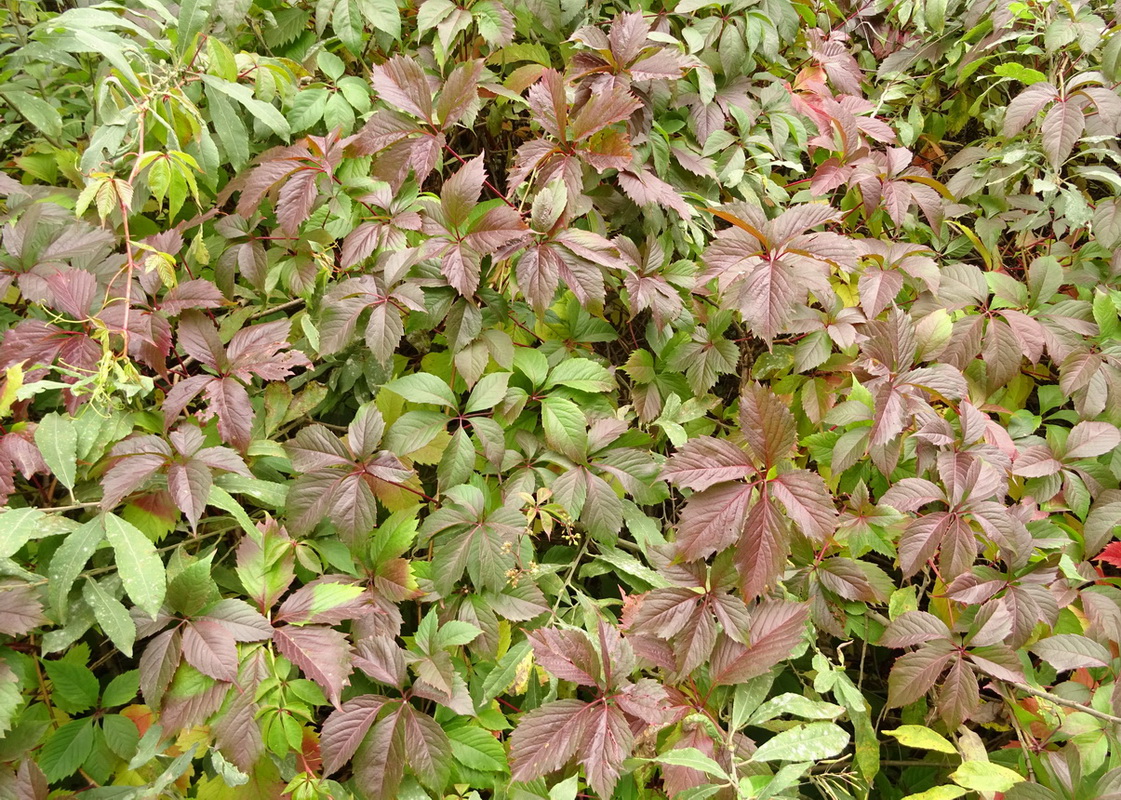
104, 513, 166, 618
34, 413, 77, 491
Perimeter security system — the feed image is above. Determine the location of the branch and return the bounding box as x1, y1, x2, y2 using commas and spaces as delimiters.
1003, 679, 1121, 726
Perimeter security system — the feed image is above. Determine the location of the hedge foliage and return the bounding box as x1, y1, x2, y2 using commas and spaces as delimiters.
1, 0, 1121, 798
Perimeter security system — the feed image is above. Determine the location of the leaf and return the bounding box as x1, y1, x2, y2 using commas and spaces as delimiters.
541, 396, 587, 460
1064, 421, 1120, 459
448, 724, 507, 772
1029, 633, 1111, 671
168, 459, 213, 531
769, 469, 836, 541
83, 578, 137, 657
653, 747, 728, 778
202, 75, 291, 139
950, 761, 1025, 793
710, 600, 808, 685
580, 701, 632, 798
354, 706, 407, 799
182, 619, 239, 681
887, 641, 955, 707
273, 624, 353, 707
883, 725, 957, 754
400, 705, 452, 790
34, 412, 77, 491
675, 482, 753, 561
104, 513, 166, 619
383, 372, 458, 408
0, 580, 47, 636
902, 788, 967, 800
44, 660, 99, 713
509, 699, 586, 783
0, 507, 47, 558
739, 384, 796, 467
38, 718, 95, 782
321, 694, 390, 775
751, 722, 851, 762
662, 436, 754, 491
1040, 99, 1084, 169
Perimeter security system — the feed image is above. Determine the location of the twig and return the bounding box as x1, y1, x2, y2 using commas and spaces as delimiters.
1003, 680, 1121, 726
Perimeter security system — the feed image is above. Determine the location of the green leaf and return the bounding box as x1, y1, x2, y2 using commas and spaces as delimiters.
436, 620, 483, 648
83, 578, 137, 657
902, 786, 967, 800
653, 747, 728, 778
545, 359, 615, 393
317, 50, 346, 81
751, 722, 850, 762
465, 372, 510, 413
202, 75, 291, 139
357, 0, 401, 37
384, 373, 458, 408
448, 725, 508, 772
3, 90, 64, 139
883, 725, 957, 755
102, 670, 139, 708
748, 693, 845, 725
48, 518, 106, 621
481, 639, 531, 703
177, 0, 213, 56
541, 396, 587, 460
207, 484, 256, 534
0, 508, 46, 558
0, 662, 19, 738
208, 89, 250, 170
289, 87, 330, 131
102, 713, 140, 760
950, 761, 1025, 793
43, 660, 99, 714
34, 412, 78, 491
104, 513, 166, 619
39, 718, 95, 782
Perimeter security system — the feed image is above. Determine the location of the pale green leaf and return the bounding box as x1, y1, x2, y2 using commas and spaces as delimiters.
751, 722, 850, 762
83, 578, 137, 657
34, 412, 78, 491
950, 761, 1025, 793
384, 372, 458, 408
883, 725, 957, 755
104, 513, 166, 619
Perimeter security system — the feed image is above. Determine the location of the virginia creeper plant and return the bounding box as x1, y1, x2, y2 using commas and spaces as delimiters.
0, 0, 1120, 798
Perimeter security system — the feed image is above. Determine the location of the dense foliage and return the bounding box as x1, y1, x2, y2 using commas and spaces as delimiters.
1, 0, 1121, 797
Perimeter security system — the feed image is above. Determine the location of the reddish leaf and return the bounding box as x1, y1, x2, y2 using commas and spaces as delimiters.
1095, 541, 1121, 569
182, 619, 239, 682
321, 694, 390, 775
273, 624, 353, 707
0, 580, 47, 636
509, 699, 586, 784
738, 384, 796, 468
662, 436, 754, 491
